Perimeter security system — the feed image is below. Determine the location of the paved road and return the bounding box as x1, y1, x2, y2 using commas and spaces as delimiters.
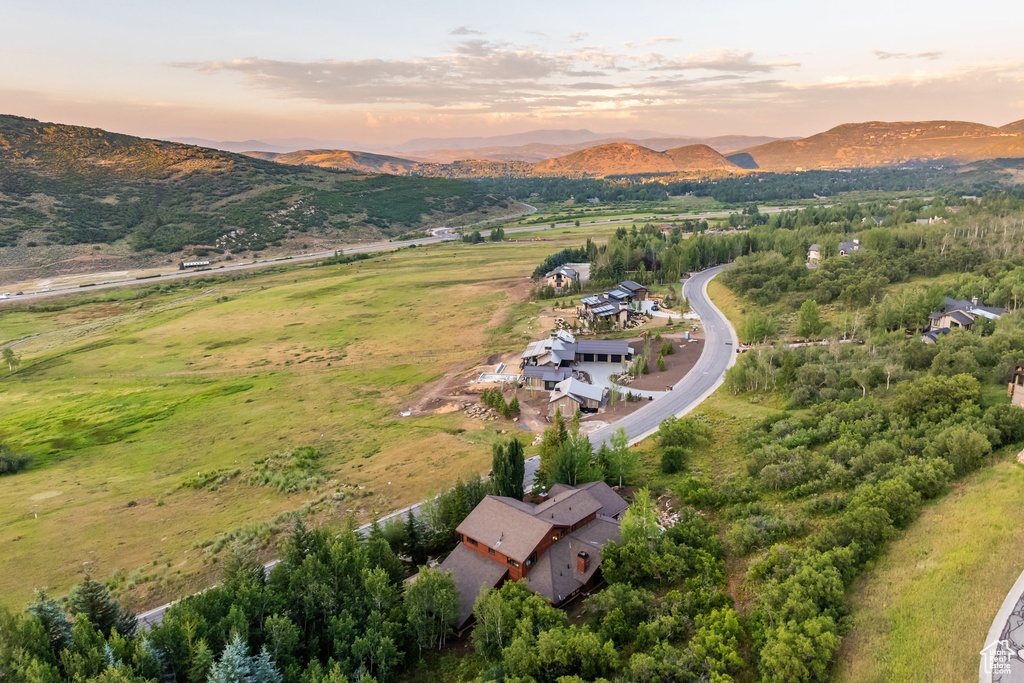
131, 267, 735, 630
1, 206, 799, 304
980, 568, 1024, 682
581, 266, 738, 455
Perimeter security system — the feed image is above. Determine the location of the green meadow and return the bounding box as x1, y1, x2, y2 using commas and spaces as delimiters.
0, 233, 600, 610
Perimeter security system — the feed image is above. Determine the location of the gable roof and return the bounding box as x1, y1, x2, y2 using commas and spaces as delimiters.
550, 377, 606, 404
576, 339, 630, 355
523, 518, 621, 604
456, 497, 553, 563
438, 543, 508, 629
576, 481, 630, 518
619, 280, 646, 292
533, 488, 603, 527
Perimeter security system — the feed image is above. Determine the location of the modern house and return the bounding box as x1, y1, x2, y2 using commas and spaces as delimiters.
439, 482, 628, 631
541, 263, 590, 294
520, 332, 634, 370
923, 296, 1005, 343
577, 281, 647, 327
807, 238, 861, 265
548, 377, 607, 417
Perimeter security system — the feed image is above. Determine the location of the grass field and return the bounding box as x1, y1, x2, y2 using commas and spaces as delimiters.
0, 231, 610, 610
835, 456, 1024, 683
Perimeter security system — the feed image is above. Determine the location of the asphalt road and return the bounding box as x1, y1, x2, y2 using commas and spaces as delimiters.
136, 267, 733, 629
1, 205, 798, 304
583, 266, 739, 453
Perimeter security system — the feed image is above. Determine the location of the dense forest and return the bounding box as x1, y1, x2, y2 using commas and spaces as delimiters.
0, 116, 508, 253
474, 160, 1024, 205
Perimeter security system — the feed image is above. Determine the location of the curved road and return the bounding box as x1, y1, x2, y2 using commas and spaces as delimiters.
136, 266, 735, 629
577, 266, 737, 453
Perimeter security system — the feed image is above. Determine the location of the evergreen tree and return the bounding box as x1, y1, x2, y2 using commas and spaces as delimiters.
28, 590, 71, 655
68, 573, 136, 638
538, 409, 569, 484
570, 409, 582, 434
250, 647, 283, 683
492, 439, 525, 500
509, 396, 520, 416
208, 633, 252, 683
404, 510, 428, 566
221, 540, 265, 587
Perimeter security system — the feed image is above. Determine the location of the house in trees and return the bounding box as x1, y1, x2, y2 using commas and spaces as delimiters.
541, 263, 590, 294
807, 238, 861, 265
439, 482, 627, 631
923, 296, 1005, 342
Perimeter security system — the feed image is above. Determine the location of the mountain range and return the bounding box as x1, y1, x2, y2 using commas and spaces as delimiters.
241, 119, 1024, 178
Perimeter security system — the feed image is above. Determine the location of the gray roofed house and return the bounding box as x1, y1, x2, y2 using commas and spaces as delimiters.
550, 377, 606, 404
926, 296, 1005, 338
808, 238, 861, 265
557, 480, 630, 519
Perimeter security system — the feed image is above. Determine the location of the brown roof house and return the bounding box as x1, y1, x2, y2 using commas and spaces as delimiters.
438, 481, 627, 631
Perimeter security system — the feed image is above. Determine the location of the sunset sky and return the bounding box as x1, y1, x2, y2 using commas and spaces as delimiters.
3, 0, 1023, 147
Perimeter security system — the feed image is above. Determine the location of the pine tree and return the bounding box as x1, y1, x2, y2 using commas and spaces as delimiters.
250, 646, 282, 683
505, 439, 526, 501
283, 517, 313, 567
509, 396, 520, 416
68, 573, 134, 637
491, 442, 508, 495
404, 510, 428, 566
570, 409, 581, 434
208, 634, 252, 683
220, 541, 265, 586
28, 590, 71, 654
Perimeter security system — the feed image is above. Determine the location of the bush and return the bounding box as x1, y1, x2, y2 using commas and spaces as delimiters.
0, 445, 29, 476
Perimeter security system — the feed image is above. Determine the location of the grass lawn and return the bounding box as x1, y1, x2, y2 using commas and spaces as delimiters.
835, 456, 1024, 683
0, 230, 613, 609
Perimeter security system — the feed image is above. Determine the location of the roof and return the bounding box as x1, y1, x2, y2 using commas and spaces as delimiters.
839, 241, 860, 253
533, 488, 603, 527
523, 366, 571, 382
456, 497, 552, 563
550, 378, 606, 404
439, 544, 508, 628
607, 289, 630, 301
551, 340, 576, 364
545, 265, 578, 279
523, 518, 621, 604
948, 310, 975, 326
576, 339, 630, 355
575, 481, 630, 518
808, 243, 820, 251
619, 280, 646, 293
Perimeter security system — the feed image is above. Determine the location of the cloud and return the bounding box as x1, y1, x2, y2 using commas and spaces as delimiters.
650, 49, 800, 73
566, 32, 588, 43
449, 26, 482, 36
873, 49, 944, 60
623, 36, 679, 49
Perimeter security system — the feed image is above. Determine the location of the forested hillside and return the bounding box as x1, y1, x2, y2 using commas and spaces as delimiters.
0, 116, 508, 253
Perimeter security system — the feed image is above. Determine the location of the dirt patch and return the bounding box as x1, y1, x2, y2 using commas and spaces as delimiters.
617, 329, 705, 392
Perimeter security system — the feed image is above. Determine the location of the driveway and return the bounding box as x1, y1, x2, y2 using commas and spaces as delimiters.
574, 361, 667, 400
639, 300, 681, 319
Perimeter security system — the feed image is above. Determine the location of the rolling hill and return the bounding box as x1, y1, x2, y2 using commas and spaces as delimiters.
736, 120, 1024, 171
0, 115, 509, 260
244, 149, 420, 174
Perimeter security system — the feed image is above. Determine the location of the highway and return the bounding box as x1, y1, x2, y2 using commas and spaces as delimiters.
136, 266, 734, 630
1, 205, 798, 304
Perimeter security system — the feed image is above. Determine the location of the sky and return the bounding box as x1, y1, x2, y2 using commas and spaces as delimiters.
2, 0, 1023, 147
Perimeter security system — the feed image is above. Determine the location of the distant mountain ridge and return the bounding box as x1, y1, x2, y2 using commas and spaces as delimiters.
735, 120, 1024, 171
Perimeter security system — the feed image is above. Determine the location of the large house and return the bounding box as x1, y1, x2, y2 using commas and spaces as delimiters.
520, 332, 634, 372
541, 263, 590, 294
439, 481, 628, 631
923, 296, 1006, 343
807, 238, 861, 265
578, 281, 649, 328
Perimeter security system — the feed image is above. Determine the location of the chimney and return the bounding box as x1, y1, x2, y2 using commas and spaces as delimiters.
577, 551, 590, 573
972, 296, 979, 306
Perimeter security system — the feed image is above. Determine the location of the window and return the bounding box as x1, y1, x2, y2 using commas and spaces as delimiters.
527, 551, 537, 566
507, 558, 520, 568
467, 537, 478, 547
488, 548, 495, 556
